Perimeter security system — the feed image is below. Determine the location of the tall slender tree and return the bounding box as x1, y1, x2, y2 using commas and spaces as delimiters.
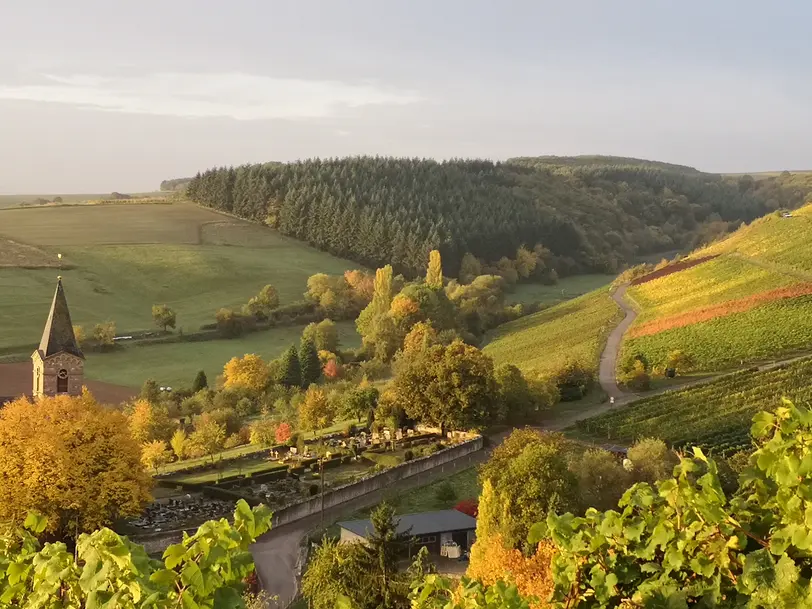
425, 249, 443, 289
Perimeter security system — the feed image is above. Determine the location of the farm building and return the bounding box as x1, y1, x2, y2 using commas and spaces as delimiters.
338, 509, 476, 557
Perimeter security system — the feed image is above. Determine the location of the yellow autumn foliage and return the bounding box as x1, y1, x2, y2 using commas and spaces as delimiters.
467, 533, 555, 608
0, 391, 152, 537
390, 294, 419, 319
223, 353, 270, 392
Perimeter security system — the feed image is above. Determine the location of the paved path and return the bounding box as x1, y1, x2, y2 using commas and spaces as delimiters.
597, 284, 637, 403
250, 447, 496, 607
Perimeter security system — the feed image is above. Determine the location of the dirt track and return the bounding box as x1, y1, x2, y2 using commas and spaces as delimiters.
0, 361, 136, 404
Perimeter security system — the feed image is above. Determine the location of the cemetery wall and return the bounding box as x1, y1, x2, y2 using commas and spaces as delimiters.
270, 436, 483, 528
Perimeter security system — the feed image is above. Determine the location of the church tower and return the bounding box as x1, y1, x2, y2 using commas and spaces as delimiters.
31, 277, 85, 398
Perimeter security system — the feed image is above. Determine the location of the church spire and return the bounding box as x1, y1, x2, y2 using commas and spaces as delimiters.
38, 277, 84, 360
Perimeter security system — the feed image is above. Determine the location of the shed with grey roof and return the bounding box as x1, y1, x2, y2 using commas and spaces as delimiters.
338, 509, 476, 556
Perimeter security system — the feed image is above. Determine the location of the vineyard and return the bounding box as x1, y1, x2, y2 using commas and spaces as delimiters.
702, 203, 812, 274
619, 293, 812, 372
627, 255, 799, 326
484, 288, 622, 375
575, 357, 812, 456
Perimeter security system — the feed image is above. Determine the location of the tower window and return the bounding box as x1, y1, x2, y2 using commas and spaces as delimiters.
57, 369, 69, 393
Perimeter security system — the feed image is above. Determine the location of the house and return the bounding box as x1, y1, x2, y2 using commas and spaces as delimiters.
338, 509, 477, 556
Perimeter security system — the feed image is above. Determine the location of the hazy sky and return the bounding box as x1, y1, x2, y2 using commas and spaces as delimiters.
1, 0, 811, 192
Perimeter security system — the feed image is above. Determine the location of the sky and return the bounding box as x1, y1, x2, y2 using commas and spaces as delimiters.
1, 0, 811, 193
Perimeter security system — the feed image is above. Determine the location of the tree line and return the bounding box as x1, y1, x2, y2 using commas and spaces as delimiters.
186, 157, 790, 279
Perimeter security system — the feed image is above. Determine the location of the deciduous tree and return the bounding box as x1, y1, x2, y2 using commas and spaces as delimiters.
128, 399, 175, 444
72, 324, 85, 346
426, 249, 443, 289
343, 386, 379, 422
151, 304, 176, 331
299, 386, 335, 435
249, 418, 277, 447
189, 414, 226, 462
92, 321, 116, 347
223, 353, 270, 392
0, 392, 151, 538
245, 284, 279, 319
169, 428, 188, 460
275, 421, 292, 444
390, 340, 499, 431
141, 440, 172, 474
303, 318, 340, 352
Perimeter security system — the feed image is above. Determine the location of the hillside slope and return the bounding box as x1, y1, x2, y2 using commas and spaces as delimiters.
619, 203, 812, 372
0, 202, 359, 352
483, 288, 622, 376
185, 156, 782, 278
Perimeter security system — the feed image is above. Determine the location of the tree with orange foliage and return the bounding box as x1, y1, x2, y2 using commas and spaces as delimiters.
466, 479, 555, 608
0, 391, 151, 539
323, 358, 341, 379
402, 320, 439, 354
223, 353, 270, 393
275, 421, 293, 444
390, 294, 420, 319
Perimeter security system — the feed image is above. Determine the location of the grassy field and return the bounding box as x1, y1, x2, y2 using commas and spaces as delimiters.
702, 205, 812, 275
506, 274, 612, 307
573, 357, 812, 456
484, 288, 622, 375
0, 202, 360, 354
0, 192, 165, 209
85, 320, 360, 389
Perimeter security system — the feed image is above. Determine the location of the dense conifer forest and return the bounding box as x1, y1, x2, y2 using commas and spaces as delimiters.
185, 156, 802, 278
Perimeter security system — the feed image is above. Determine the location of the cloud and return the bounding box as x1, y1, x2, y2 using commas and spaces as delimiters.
0, 72, 423, 120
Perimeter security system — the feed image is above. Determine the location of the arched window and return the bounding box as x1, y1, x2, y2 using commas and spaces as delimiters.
57, 369, 69, 393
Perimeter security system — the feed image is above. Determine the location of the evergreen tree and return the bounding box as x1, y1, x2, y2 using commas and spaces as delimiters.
279, 345, 301, 388
425, 249, 443, 288
299, 338, 321, 388
192, 370, 208, 393
140, 379, 160, 404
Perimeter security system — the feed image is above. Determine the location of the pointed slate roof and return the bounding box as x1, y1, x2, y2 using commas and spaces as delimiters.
38, 277, 84, 359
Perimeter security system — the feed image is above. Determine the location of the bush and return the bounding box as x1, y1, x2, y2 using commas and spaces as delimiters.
362, 451, 404, 468
358, 359, 390, 381
403, 449, 415, 461
454, 498, 478, 518
621, 360, 651, 391
223, 434, 241, 449
554, 360, 595, 401
435, 481, 457, 503
308, 483, 320, 496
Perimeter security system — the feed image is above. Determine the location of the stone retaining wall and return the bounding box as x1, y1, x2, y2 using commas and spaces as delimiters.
271, 436, 483, 528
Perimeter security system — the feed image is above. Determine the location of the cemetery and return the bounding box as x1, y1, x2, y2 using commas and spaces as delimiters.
125, 425, 474, 546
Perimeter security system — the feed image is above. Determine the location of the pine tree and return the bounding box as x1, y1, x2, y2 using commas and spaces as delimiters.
279, 345, 301, 388
426, 249, 443, 289
299, 338, 321, 388
192, 370, 208, 393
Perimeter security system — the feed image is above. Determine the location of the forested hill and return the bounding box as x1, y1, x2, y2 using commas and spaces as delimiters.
184, 157, 780, 278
